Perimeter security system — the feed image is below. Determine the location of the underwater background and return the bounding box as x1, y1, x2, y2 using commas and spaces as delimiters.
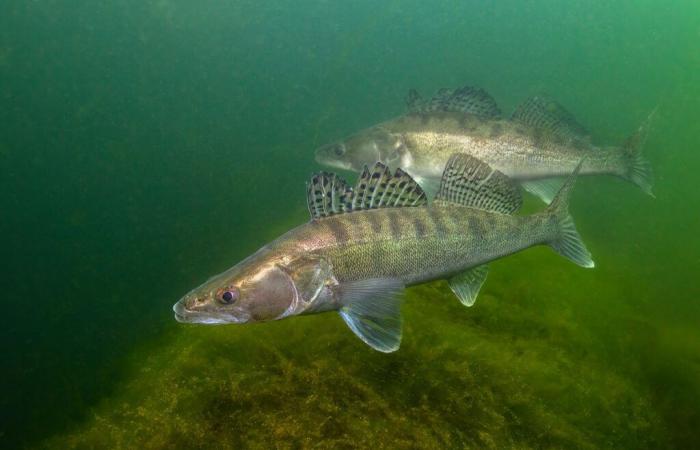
1, 0, 699, 448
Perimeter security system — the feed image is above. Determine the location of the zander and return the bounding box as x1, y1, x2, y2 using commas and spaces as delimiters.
315, 85, 653, 202
173, 155, 593, 352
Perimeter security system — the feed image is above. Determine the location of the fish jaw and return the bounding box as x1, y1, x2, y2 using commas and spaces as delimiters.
314, 145, 354, 171
172, 298, 249, 324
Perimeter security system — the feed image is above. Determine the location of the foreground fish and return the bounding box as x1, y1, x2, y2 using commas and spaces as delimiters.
173, 155, 593, 352
315, 85, 653, 202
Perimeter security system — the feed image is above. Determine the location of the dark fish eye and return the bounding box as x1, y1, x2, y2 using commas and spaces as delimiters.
334, 145, 345, 156
220, 288, 238, 304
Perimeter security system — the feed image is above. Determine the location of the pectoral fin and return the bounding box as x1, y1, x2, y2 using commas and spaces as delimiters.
448, 265, 489, 307
337, 278, 404, 352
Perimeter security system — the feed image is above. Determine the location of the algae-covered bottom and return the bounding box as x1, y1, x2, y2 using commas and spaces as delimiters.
37, 243, 695, 450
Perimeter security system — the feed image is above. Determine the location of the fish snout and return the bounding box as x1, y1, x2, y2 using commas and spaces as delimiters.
315, 142, 346, 163
173, 300, 189, 323
173, 292, 208, 322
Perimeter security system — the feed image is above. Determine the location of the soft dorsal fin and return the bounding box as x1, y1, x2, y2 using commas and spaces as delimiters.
511, 95, 590, 145
406, 85, 501, 119
307, 163, 427, 220
435, 154, 522, 214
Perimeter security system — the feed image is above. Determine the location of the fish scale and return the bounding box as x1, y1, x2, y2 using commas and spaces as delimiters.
175, 155, 593, 352
315, 84, 654, 203
298, 205, 551, 284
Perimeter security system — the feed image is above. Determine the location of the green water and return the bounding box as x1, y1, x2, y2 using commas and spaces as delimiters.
1, 1, 699, 448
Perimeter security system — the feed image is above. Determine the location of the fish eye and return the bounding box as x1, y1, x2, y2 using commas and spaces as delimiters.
334, 145, 345, 156
219, 287, 239, 304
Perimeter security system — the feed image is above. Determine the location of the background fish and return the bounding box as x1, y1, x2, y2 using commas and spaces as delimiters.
174, 154, 593, 352
315, 85, 653, 203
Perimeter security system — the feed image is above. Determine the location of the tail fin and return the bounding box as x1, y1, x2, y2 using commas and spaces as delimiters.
622, 110, 656, 197
545, 161, 595, 268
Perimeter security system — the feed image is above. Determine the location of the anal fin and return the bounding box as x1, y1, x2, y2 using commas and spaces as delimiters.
337, 278, 404, 352
521, 177, 566, 204
448, 265, 489, 307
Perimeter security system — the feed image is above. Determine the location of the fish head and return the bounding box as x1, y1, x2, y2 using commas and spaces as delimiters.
174, 252, 333, 325
315, 127, 408, 172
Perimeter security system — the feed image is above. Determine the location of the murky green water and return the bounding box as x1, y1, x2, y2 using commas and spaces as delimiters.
1, 1, 699, 448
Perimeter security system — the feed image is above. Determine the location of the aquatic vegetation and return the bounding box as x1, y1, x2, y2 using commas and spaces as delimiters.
40, 245, 682, 449
4, 1, 699, 449
174, 155, 593, 353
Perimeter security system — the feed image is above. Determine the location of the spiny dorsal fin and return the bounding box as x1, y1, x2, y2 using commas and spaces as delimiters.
435, 154, 522, 214
405, 88, 422, 111
407, 85, 501, 119
307, 163, 427, 220
511, 95, 590, 145
307, 172, 353, 219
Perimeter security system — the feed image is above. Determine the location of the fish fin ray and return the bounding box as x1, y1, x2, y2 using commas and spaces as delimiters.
306, 172, 353, 220
435, 154, 522, 214
621, 110, 655, 196
407, 85, 501, 119
412, 175, 442, 200
511, 95, 590, 145
545, 160, 595, 268
307, 164, 426, 220
405, 88, 423, 111
338, 278, 404, 353
521, 178, 566, 204
448, 265, 489, 307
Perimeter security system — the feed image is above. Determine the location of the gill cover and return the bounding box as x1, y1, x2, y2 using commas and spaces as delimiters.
315, 127, 407, 172
276, 256, 335, 318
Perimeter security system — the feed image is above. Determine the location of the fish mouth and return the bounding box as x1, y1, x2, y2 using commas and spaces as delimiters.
172, 301, 245, 325
314, 153, 353, 171
314, 145, 352, 170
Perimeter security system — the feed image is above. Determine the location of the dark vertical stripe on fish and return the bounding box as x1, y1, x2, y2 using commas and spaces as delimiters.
367, 212, 382, 234
468, 215, 486, 239
428, 208, 449, 236
387, 210, 402, 239
325, 218, 349, 244
447, 207, 463, 229
412, 217, 428, 238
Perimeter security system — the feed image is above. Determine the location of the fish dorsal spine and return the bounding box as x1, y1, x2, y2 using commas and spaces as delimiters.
306, 163, 427, 220
406, 85, 501, 119
434, 154, 522, 214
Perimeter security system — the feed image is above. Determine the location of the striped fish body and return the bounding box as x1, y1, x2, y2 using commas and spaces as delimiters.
384, 112, 626, 181
315, 87, 653, 201
283, 204, 551, 287
174, 155, 593, 352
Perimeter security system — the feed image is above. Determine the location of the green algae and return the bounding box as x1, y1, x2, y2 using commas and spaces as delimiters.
3, 1, 700, 448
39, 246, 683, 449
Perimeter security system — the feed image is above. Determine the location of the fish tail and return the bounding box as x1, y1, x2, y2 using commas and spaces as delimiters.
621, 109, 656, 197
545, 160, 595, 268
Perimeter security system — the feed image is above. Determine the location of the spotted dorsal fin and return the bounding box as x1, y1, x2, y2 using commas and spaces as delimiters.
306, 172, 353, 219
435, 154, 522, 214
406, 85, 501, 119
307, 163, 427, 220
511, 95, 590, 145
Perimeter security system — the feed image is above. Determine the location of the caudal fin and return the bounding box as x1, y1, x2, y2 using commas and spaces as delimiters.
622, 110, 655, 197
545, 161, 595, 268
